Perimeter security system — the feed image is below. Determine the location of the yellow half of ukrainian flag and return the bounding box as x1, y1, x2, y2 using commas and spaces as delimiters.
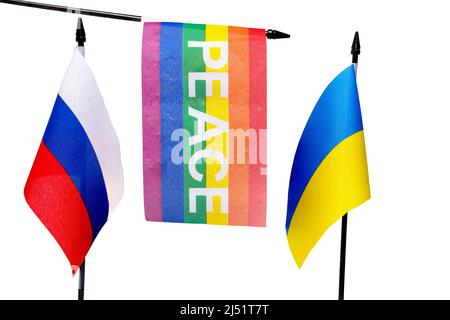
286, 65, 370, 268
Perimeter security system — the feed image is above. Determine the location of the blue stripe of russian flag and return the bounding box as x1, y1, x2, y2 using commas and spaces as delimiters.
43, 95, 109, 240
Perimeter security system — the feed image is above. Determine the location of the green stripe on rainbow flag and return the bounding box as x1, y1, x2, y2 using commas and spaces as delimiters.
183, 24, 207, 224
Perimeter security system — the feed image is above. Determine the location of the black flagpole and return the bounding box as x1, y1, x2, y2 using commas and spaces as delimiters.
78, 260, 85, 300
0, 0, 141, 21
76, 17, 86, 302
338, 213, 348, 300
0, 0, 290, 39
338, 31, 360, 301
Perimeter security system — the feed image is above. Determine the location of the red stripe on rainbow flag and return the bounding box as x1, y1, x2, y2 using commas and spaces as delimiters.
249, 28, 267, 227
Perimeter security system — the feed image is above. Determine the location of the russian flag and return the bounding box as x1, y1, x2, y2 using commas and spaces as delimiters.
24, 47, 124, 274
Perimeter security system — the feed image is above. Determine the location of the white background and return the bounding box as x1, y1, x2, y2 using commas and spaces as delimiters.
0, 0, 449, 300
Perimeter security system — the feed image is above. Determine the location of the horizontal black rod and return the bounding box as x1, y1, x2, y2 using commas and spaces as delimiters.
0, 0, 290, 39
0, 0, 142, 22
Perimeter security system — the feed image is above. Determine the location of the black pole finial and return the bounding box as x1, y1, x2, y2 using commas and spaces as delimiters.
266, 29, 290, 40
76, 17, 86, 46
351, 31, 360, 63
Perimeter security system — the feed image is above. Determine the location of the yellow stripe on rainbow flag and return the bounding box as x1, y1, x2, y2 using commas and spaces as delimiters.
205, 25, 229, 225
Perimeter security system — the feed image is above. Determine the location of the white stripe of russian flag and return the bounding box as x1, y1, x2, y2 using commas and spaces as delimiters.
59, 48, 124, 213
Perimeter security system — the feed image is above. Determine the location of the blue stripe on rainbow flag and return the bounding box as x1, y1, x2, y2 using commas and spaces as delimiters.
286, 65, 363, 231
160, 22, 185, 222
43, 95, 109, 240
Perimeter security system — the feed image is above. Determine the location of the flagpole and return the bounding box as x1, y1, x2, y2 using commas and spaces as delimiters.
338, 31, 360, 301
0, 0, 290, 39
78, 260, 85, 300
0, 0, 141, 21
76, 17, 86, 302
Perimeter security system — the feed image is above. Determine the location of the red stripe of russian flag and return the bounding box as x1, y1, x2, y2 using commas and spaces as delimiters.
24, 142, 92, 273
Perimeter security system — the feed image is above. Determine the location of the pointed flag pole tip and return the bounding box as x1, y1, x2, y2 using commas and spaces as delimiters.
351, 31, 360, 63
266, 29, 291, 39
339, 30, 362, 301
76, 17, 86, 47
77, 17, 83, 29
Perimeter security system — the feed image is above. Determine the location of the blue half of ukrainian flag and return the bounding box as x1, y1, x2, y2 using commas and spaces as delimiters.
286, 65, 370, 268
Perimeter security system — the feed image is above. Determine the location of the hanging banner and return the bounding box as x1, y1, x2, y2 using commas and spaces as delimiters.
142, 22, 267, 227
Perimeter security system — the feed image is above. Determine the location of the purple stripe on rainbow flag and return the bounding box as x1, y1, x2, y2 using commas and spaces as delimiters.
142, 22, 163, 221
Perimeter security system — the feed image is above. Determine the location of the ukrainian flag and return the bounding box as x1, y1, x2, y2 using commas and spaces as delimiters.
286, 65, 370, 268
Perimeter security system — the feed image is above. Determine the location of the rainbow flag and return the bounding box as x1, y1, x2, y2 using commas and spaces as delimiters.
142, 22, 267, 227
